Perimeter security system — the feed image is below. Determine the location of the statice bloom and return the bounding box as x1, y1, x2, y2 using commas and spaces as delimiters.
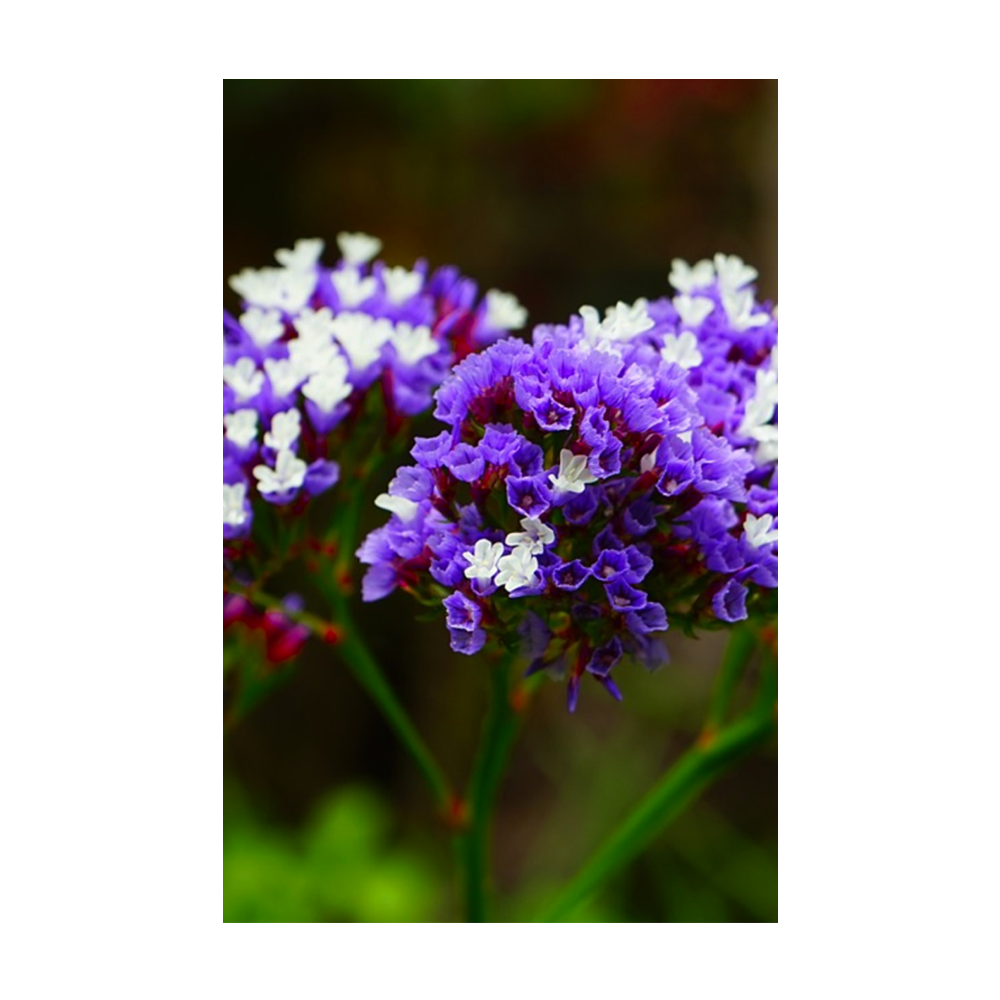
222, 233, 525, 548
358, 266, 777, 710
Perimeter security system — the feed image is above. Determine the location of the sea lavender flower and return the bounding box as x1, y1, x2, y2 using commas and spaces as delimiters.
358, 265, 777, 710
222, 233, 525, 552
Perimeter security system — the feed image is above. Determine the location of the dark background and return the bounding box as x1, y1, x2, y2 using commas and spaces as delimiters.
224, 79, 778, 922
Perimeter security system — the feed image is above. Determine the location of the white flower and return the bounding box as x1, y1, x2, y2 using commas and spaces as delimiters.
660, 331, 704, 369
601, 299, 653, 341
548, 448, 598, 494
224, 408, 258, 448
672, 294, 714, 328
253, 449, 307, 495
462, 539, 505, 585
669, 258, 715, 293
494, 545, 539, 593
239, 307, 285, 348
374, 492, 419, 523
293, 307, 338, 343
713, 253, 757, 292
331, 313, 392, 370
579, 305, 603, 341
287, 336, 339, 378
274, 238, 324, 271
391, 322, 438, 366
229, 266, 316, 314
382, 266, 424, 304
755, 368, 779, 408
332, 268, 378, 308
337, 232, 382, 266
722, 288, 769, 332
223, 483, 248, 526
264, 410, 302, 452
770, 343, 778, 375
302, 356, 352, 412
504, 517, 555, 555
754, 436, 779, 465
640, 451, 657, 474
485, 290, 527, 330
744, 513, 778, 548
223, 357, 264, 401
263, 357, 305, 398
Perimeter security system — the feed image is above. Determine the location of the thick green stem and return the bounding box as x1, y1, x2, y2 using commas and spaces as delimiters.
539, 707, 776, 922
457, 654, 520, 922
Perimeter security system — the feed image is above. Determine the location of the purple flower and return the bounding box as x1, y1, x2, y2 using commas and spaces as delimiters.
359, 255, 777, 710
444, 591, 483, 632
443, 443, 486, 483
506, 475, 553, 518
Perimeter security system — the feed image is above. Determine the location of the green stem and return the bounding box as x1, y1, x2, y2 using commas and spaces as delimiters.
457, 653, 520, 922
327, 586, 456, 813
539, 707, 776, 922
702, 624, 759, 737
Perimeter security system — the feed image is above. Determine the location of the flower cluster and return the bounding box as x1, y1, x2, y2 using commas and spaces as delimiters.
358, 256, 777, 709
223, 232, 526, 544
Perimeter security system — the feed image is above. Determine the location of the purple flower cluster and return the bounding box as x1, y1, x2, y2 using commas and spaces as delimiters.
358, 255, 777, 710
223, 233, 526, 545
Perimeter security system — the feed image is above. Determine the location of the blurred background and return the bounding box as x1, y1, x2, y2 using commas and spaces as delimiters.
224, 79, 777, 922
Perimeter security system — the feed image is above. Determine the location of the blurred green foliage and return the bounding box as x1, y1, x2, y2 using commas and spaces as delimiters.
224, 784, 443, 922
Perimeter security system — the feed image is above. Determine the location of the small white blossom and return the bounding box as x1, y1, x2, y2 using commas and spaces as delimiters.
239, 307, 285, 348
744, 513, 778, 548
504, 517, 555, 555
382, 266, 424, 304
302, 356, 352, 412
579, 305, 603, 341
549, 448, 598, 494
287, 336, 339, 378
263, 357, 305, 398
331, 313, 392, 370
332, 268, 378, 308
660, 331, 704, 369
264, 409, 302, 451
602, 299, 653, 341
754, 436, 779, 465
714, 253, 758, 292
677, 430, 693, 444
494, 545, 540, 593
223, 357, 265, 401
462, 539, 505, 585
375, 492, 419, 523
253, 449, 307, 495
223, 483, 248, 526
229, 266, 316, 314
755, 368, 779, 408
640, 451, 657, 474
722, 288, 769, 332
391, 323, 438, 366
274, 238, 324, 271
485, 290, 527, 330
669, 258, 715, 293
672, 294, 714, 328
740, 396, 776, 434
224, 409, 258, 448
293, 307, 338, 343
337, 232, 382, 266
